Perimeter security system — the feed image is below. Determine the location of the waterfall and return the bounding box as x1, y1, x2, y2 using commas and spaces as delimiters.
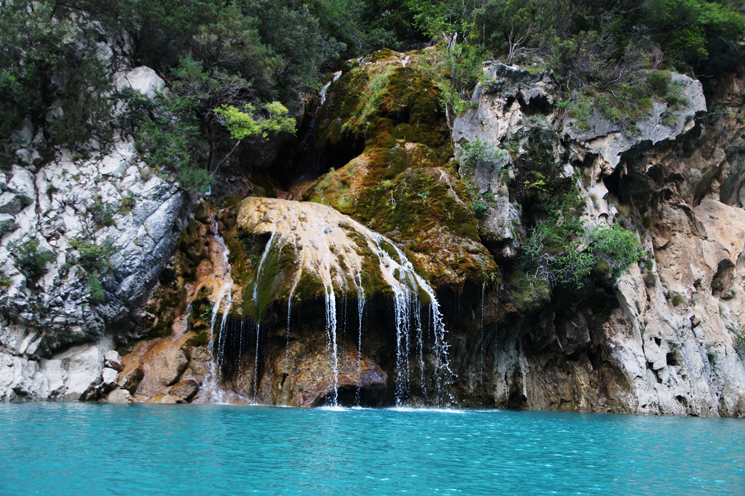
234, 197, 455, 407
319, 71, 342, 105
354, 272, 365, 406
202, 216, 234, 404
371, 237, 452, 406
320, 257, 339, 406
251, 232, 277, 398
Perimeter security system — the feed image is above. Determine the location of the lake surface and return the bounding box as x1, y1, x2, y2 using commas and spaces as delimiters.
0, 403, 743, 495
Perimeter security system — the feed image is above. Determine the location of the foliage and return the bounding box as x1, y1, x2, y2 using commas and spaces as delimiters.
215, 102, 295, 141
135, 93, 212, 194
86, 273, 106, 304
69, 238, 117, 274
523, 220, 644, 288
9, 238, 55, 281
69, 237, 118, 304
413, 41, 487, 116
459, 139, 505, 172
90, 200, 117, 227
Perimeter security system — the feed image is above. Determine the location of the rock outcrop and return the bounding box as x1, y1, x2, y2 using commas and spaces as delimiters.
448, 62, 745, 416
305, 49, 496, 289
0, 64, 188, 401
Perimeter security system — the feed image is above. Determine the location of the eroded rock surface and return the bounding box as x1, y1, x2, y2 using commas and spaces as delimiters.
0, 63, 188, 401
448, 62, 745, 416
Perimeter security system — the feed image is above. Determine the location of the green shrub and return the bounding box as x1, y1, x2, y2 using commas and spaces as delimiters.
69, 238, 117, 273
90, 200, 116, 227
119, 192, 136, 213
86, 273, 106, 304
459, 138, 505, 172
523, 222, 643, 288
472, 200, 488, 217
649, 70, 671, 95
9, 239, 55, 281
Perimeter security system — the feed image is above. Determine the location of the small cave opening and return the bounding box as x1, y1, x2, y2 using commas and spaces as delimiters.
711, 259, 735, 296
517, 94, 553, 116
666, 350, 680, 367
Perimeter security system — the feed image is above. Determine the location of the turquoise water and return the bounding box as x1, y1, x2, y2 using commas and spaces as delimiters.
0, 404, 743, 495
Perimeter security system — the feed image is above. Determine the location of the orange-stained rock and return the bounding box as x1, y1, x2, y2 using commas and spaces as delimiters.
248, 334, 387, 407
168, 379, 200, 402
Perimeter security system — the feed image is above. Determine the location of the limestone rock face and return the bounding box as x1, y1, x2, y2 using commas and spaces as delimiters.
448, 62, 745, 417
0, 59, 188, 401
0, 338, 113, 401
114, 66, 166, 100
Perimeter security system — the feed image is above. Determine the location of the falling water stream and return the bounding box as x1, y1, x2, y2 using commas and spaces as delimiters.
201, 216, 234, 404
209, 198, 455, 407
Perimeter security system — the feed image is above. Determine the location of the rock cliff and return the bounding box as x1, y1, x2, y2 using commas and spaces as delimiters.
0, 63, 188, 401
450, 61, 745, 416
3, 45, 745, 417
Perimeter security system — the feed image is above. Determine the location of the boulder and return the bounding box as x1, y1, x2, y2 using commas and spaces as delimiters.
114, 66, 166, 100
168, 379, 199, 403
107, 388, 133, 403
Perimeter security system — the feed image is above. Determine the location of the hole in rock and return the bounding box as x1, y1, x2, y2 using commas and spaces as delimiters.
711, 259, 735, 296
517, 94, 552, 116
666, 351, 679, 367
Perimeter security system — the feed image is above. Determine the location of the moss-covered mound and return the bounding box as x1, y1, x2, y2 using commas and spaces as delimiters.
306, 49, 496, 288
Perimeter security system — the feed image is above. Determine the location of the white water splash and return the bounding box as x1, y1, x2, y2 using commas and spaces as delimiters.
236, 198, 454, 407
203, 215, 234, 404
319, 71, 342, 105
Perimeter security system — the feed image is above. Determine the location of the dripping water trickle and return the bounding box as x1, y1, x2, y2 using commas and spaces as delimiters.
251, 232, 277, 398
204, 215, 234, 404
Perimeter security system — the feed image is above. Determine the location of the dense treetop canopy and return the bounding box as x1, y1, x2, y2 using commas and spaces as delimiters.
1, 0, 743, 184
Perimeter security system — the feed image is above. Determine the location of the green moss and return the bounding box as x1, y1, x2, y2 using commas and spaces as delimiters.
307, 49, 497, 289
186, 331, 209, 347
508, 271, 551, 314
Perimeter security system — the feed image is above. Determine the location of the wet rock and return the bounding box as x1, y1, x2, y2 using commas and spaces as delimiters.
117, 363, 144, 394
252, 335, 387, 408
307, 49, 496, 288
145, 393, 178, 404
106, 388, 133, 403
168, 379, 199, 403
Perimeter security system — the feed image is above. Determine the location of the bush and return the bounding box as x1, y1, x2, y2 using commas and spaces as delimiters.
472, 200, 488, 217
459, 139, 505, 172
86, 273, 106, 304
69, 238, 117, 304
69, 238, 117, 273
90, 200, 116, 227
649, 70, 671, 95
523, 221, 643, 288
10, 239, 55, 281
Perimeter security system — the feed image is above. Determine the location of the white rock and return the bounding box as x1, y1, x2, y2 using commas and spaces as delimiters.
104, 350, 123, 371
8, 166, 36, 201
102, 367, 118, 385
115, 66, 166, 100
107, 388, 133, 403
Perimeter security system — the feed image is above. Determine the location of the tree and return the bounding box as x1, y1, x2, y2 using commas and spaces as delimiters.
473, 0, 541, 64
212, 102, 295, 173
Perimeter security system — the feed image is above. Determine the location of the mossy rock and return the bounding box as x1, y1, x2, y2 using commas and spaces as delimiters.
307, 49, 496, 289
